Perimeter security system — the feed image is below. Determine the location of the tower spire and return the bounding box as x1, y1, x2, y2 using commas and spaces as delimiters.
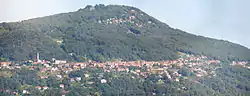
37, 52, 41, 62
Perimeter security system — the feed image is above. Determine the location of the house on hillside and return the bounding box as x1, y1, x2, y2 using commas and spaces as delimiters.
59, 84, 65, 89
0, 62, 11, 67
151, 68, 164, 74
22, 90, 30, 94
56, 40, 63, 44
43, 86, 49, 90
35, 86, 42, 90
129, 9, 137, 15
54, 60, 67, 64
101, 79, 107, 83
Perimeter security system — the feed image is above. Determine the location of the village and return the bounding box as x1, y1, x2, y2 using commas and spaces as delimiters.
0, 52, 249, 95
94, 8, 153, 29
98, 9, 146, 28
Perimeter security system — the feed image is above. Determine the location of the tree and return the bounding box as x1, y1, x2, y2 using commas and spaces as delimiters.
46, 76, 58, 88
0, 57, 8, 61
43, 88, 61, 96
178, 67, 193, 76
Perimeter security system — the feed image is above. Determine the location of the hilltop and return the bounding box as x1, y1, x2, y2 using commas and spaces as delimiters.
0, 4, 250, 62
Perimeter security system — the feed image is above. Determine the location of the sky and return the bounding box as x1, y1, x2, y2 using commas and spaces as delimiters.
1, 0, 250, 48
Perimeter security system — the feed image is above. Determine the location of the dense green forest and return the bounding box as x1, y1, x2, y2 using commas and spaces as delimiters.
0, 4, 250, 62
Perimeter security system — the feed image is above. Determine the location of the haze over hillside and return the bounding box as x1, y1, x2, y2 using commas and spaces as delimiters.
0, 4, 250, 62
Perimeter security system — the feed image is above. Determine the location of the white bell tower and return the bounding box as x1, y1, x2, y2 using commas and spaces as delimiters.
37, 52, 41, 62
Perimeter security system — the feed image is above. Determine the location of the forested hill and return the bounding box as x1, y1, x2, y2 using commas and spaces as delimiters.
0, 4, 250, 61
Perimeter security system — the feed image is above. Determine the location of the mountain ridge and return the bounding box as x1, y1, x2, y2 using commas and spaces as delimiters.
0, 4, 250, 62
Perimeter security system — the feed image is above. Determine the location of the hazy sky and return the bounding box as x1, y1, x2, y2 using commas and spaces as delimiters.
1, 0, 250, 48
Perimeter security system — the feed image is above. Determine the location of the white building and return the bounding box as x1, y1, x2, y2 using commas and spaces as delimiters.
56, 75, 62, 78
54, 60, 67, 64
85, 74, 90, 78
101, 79, 107, 83
43, 86, 49, 90
23, 90, 29, 94
76, 77, 82, 81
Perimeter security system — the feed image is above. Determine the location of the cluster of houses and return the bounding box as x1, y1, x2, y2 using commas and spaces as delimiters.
0, 89, 18, 95
1, 52, 249, 95
1, 53, 248, 81
34, 86, 49, 90
0, 52, 223, 80
231, 61, 250, 69
0, 53, 225, 79
97, 9, 147, 28
0, 61, 12, 67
